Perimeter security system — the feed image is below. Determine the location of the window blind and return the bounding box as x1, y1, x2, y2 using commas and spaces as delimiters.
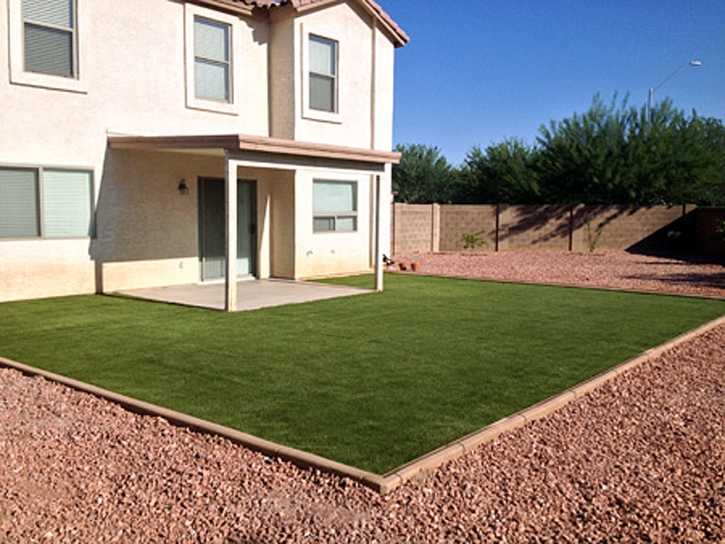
23, 0, 75, 77
310, 36, 335, 76
23, 0, 73, 28
313, 182, 356, 213
0, 168, 40, 238
309, 36, 336, 112
194, 17, 230, 102
43, 170, 93, 237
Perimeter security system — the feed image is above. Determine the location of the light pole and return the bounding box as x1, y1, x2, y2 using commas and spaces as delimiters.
647, 60, 701, 124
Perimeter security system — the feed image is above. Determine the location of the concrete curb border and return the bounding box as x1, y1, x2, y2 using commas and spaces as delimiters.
395, 270, 725, 301
1, 315, 723, 495
379, 315, 725, 493
0, 357, 385, 492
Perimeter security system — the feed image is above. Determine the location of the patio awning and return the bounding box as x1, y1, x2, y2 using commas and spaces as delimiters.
108, 133, 401, 166
108, 133, 395, 310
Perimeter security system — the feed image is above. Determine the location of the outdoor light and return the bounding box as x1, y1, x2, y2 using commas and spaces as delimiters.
647, 60, 702, 124
178, 179, 189, 195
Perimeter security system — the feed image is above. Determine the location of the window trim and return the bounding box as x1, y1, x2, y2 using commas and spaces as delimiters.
8, 0, 88, 93
0, 164, 95, 240
22, 0, 78, 78
193, 16, 232, 103
184, 4, 238, 115
301, 27, 342, 124
313, 180, 358, 233
308, 34, 337, 113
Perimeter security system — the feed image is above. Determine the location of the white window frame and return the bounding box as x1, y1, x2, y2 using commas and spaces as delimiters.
301, 26, 342, 124
184, 4, 238, 115
8, 0, 88, 94
0, 165, 95, 240
313, 180, 358, 233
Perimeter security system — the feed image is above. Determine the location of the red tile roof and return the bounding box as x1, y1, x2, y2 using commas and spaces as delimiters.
207, 0, 409, 46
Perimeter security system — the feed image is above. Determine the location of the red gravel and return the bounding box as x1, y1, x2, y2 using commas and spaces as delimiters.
2, 251, 724, 542
392, 250, 725, 298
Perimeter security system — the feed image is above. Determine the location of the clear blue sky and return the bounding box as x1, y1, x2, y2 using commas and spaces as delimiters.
381, 0, 725, 166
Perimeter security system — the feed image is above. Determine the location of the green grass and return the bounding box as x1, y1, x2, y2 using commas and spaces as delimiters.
1, 275, 723, 474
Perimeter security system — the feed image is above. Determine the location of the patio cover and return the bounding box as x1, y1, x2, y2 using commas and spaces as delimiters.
108, 133, 401, 311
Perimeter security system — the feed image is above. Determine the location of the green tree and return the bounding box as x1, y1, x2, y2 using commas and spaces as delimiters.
536, 94, 635, 204
458, 139, 540, 203
535, 94, 725, 205
392, 144, 457, 203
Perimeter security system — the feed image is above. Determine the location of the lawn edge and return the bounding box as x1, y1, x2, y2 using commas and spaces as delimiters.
0, 357, 386, 492
2, 315, 723, 495
392, 270, 725, 300
379, 315, 725, 494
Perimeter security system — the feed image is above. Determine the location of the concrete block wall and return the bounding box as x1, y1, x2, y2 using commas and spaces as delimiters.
439, 205, 496, 251
391, 203, 439, 254
571, 205, 687, 251
695, 207, 725, 255
392, 203, 708, 255
498, 205, 571, 251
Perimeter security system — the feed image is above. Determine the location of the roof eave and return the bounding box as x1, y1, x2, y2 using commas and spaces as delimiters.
107, 134, 402, 164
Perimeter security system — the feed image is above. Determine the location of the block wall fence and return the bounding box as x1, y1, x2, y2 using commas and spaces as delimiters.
391, 204, 725, 256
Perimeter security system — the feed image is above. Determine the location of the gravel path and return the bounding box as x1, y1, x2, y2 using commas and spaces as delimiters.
2, 251, 724, 542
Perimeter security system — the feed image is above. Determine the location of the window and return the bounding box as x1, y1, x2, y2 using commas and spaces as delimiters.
22, 0, 77, 78
313, 181, 357, 232
194, 16, 231, 102
309, 35, 337, 113
0, 167, 94, 239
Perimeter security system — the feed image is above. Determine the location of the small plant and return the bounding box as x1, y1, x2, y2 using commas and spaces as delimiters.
585, 214, 603, 253
666, 229, 684, 252
461, 230, 488, 250
712, 219, 725, 244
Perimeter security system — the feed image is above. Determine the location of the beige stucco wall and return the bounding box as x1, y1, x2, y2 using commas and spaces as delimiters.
0, 240, 97, 301
0, 0, 399, 302
268, 1, 396, 151
294, 170, 369, 279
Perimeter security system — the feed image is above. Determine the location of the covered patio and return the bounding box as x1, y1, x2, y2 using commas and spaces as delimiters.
116, 278, 372, 312
107, 133, 398, 312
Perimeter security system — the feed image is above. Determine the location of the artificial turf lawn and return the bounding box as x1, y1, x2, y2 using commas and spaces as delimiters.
1, 274, 723, 474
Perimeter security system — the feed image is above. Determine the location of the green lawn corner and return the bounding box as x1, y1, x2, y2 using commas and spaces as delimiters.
1, 274, 723, 474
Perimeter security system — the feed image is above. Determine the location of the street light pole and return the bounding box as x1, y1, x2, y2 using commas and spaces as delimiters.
647, 60, 701, 124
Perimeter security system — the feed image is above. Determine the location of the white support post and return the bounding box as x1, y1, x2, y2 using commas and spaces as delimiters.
374, 174, 384, 292
225, 153, 238, 312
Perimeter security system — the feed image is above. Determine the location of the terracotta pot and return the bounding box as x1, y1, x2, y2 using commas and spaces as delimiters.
411, 262, 420, 272
398, 262, 408, 271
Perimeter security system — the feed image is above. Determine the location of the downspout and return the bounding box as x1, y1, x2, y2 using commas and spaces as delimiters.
370, 17, 377, 151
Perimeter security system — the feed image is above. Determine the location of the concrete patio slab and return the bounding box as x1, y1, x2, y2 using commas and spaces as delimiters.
116, 279, 372, 311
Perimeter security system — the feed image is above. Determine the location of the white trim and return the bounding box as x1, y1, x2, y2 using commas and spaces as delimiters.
8, 0, 89, 94
224, 154, 239, 312
184, 3, 239, 116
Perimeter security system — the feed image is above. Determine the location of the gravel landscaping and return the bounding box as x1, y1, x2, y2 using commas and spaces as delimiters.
391, 250, 725, 298
1, 250, 723, 542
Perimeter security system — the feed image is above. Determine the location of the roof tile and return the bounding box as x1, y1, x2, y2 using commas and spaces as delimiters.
212, 0, 408, 46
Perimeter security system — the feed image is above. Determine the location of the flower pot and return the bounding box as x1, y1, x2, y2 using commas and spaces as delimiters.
411, 262, 420, 272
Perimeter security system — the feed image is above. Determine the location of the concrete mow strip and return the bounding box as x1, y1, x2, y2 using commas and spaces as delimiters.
1, 315, 723, 494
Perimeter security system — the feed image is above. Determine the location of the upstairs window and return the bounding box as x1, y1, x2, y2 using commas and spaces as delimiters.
309, 35, 337, 113
194, 16, 232, 103
0, 167, 94, 239
313, 181, 357, 232
22, 0, 77, 78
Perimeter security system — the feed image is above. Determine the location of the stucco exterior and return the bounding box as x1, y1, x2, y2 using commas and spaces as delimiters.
0, 0, 406, 303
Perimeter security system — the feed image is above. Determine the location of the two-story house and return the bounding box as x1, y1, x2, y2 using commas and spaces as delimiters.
0, 0, 408, 309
